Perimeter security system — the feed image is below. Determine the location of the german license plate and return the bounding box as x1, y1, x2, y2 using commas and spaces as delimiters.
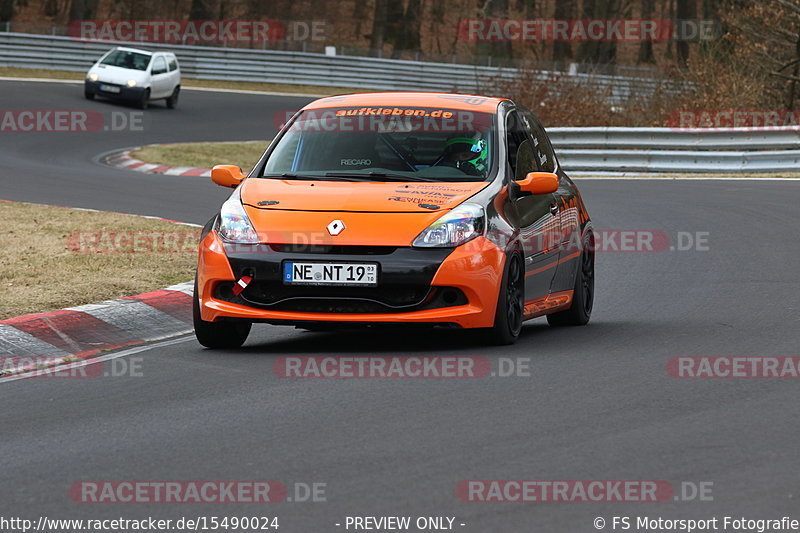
100, 84, 120, 93
283, 261, 378, 286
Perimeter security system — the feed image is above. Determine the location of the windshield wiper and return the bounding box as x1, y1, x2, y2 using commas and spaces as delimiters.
261, 172, 359, 181
324, 172, 436, 182
262, 172, 438, 182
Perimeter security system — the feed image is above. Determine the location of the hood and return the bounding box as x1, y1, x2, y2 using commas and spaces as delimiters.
238, 178, 489, 246
239, 178, 488, 214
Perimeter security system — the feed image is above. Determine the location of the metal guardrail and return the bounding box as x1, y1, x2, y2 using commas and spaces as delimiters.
0, 21, 670, 77
0, 32, 680, 104
549, 127, 800, 173
0, 33, 793, 173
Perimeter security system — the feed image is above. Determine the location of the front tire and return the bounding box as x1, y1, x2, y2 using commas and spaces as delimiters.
137, 89, 150, 110
481, 252, 524, 345
193, 278, 251, 349
547, 233, 594, 327
84, 87, 95, 100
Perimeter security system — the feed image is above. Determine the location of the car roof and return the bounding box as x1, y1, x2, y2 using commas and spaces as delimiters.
302, 92, 508, 113
112, 46, 154, 56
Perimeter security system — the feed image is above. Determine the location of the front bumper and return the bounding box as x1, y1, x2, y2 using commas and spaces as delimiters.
197, 231, 506, 329
85, 80, 146, 101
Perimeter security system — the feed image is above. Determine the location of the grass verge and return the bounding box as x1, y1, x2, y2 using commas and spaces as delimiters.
129, 141, 800, 179
0, 201, 199, 319
129, 141, 267, 171
0, 67, 366, 96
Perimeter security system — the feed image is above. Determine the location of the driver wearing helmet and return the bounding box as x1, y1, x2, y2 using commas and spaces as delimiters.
441, 135, 488, 176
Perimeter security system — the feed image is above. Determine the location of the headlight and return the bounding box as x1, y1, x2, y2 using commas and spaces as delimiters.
412, 203, 485, 248
126, 79, 137, 87
216, 192, 259, 244
88, 73, 99, 82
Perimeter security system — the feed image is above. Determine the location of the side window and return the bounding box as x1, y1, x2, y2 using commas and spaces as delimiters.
519, 108, 557, 173
168, 57, 178, 72
506, 111, 536, 180
152, 56, 167, 75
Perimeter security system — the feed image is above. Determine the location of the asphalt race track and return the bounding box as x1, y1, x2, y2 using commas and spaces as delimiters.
1, 79, 799, 531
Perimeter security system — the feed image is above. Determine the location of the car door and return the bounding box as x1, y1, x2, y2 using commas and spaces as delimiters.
505, 109, 561, 301
166, 55, 180, 92
149, 55, 170, 98
519, 107, 583, 294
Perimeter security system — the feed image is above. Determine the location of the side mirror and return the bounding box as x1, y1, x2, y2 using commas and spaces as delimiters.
517, 172, 559, 195
211, 165, 245, 188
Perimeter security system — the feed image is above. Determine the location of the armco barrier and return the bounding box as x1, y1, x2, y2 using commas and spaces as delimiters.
550, 127, 800, 173
0, 32, 680, 104
1, 32, 794, 173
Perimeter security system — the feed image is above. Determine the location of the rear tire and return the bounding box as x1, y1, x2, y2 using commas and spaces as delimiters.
166, 86, 180, 109
481, 252, 524, 345
547, 233, 594, 327
137, 89, 150, 110
193, 277, 251, 349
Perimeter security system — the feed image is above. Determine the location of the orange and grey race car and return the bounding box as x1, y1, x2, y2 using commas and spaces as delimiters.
194, 92, 594, 348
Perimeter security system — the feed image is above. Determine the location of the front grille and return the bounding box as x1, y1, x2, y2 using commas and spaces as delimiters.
268, 244, 396, 255
269, 299, 400, 314
214, 281, 466, 314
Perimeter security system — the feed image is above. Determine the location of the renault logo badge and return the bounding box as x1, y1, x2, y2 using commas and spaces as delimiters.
327, 220, 345, 236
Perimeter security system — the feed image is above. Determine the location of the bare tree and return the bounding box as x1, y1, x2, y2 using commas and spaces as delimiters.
675, 0, 697, 69
189, 0, 221, 19
0, 0, 17, 22
552, 0, 575, 65
68, 0, 99, 20
476, 0, 512, 65
390, 0, 422, 58
353, 0, 368, 44
578, 0, 622, 71
638, 0, 656, 63
369, 0, 388, 56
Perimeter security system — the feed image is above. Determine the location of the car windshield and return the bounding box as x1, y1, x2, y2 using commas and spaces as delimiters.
261, 106, 497, 182
100, 50, 151, 71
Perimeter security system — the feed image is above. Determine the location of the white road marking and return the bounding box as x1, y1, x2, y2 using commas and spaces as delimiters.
0, 76, 319, 97
183, 86, 323, 98
0, 335, 194, 384
164, 281, 195, 295
0, 76, 80, 84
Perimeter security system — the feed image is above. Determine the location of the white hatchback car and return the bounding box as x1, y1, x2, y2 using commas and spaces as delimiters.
85, 47, 181, 109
